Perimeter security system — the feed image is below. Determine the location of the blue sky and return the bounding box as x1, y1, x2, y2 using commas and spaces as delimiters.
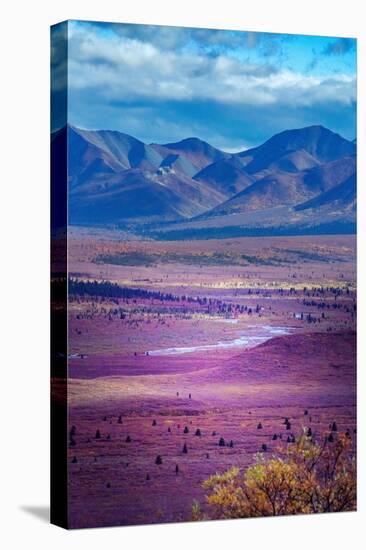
59, 20, 356, 150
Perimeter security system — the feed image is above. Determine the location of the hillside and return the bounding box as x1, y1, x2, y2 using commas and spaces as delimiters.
59, 124, 356, 234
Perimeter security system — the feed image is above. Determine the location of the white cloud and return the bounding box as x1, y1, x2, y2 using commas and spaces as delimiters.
67, 24, 356, 109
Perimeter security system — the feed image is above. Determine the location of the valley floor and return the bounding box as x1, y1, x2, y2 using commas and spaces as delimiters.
56, 231, 356, 528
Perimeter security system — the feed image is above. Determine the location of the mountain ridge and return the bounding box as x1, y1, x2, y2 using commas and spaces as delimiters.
56, 124, 356, 235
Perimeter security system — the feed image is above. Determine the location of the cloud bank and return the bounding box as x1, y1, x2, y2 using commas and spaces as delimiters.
63, 21, 356, 149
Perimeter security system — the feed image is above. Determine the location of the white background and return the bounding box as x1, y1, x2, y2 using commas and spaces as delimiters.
0, 0, 364, 548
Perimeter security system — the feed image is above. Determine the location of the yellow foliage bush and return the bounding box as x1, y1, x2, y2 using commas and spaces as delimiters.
193, 431, 356, 520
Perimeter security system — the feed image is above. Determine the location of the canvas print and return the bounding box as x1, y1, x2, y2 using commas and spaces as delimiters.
51, 20, 357, 529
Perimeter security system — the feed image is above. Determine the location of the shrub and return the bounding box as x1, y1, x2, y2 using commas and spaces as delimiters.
155, 455, 163, 465
182, 443, 188, 454
195, 429, 202, 436
219, 437, 226, 447
95, 429, 101, 439
194, 432, 356, 520
184, 426, 189, 434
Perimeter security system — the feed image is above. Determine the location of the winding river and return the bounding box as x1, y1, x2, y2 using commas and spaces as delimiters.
148, 324, 292, 356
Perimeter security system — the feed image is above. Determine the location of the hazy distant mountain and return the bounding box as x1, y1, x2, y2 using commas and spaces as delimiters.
235, 125, 356, 174
193, 157, 254, 196
155, 137, 229, 172
67, 126, 227, 223
203, 154, 357, 218
295, 172, 356, 212
61, 123, 356, 234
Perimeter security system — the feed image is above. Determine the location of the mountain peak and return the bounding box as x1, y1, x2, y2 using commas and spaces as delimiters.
157, 136, 228, 171
162, 136, 218, 152
237, 125, 355, 174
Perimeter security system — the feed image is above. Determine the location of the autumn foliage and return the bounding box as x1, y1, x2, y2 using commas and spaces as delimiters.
192, 431, 356, 520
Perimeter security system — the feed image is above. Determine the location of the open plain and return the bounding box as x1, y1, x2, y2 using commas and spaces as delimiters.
61, 231, 356, 527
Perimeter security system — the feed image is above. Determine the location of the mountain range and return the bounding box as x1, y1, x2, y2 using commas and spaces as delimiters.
52, 124, 356, 237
